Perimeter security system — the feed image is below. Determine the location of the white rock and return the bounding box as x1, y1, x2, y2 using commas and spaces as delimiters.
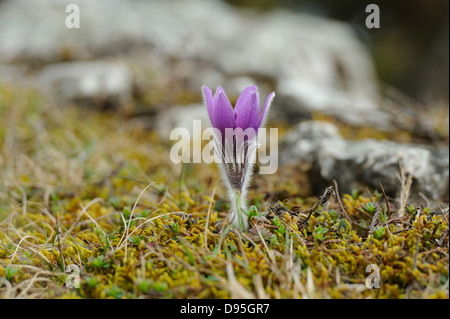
281, 121, 449, 200
155, 103, 210, 138
38, 61, 132, 107
0, 0, 240, 63
0, 0, 392, 128
0, 64, 29, 86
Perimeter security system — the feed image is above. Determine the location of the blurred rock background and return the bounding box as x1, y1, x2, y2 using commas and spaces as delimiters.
0, 0, 448, 201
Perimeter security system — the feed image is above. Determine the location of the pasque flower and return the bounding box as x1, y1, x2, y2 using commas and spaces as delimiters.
203, 85, 275, 230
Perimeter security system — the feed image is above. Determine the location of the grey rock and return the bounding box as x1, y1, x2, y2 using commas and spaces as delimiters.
38, 61, 132, 108
217, 9, 386, 128
155, 103, 210, 138
0, 0, 385, 127
281, 121, 449, 200
0, 0, 240, 63
215, 9, 384, 127
0, 64, 29, 86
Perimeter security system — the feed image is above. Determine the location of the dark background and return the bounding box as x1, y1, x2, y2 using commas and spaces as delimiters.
226, 0, 449, 104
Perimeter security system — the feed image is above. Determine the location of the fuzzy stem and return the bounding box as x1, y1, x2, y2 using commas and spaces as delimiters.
230, 190, 248, 231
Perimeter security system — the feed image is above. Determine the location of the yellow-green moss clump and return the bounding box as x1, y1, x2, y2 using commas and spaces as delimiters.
0, 85, 448, 299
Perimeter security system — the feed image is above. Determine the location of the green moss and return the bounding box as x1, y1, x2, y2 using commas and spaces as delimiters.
0, 85, 448, 299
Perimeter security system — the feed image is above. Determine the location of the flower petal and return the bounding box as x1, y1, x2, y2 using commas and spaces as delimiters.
213, 86, 236, 137
202, 85, 215, 127
234, 85, 260, 130
255, 92, 275, 130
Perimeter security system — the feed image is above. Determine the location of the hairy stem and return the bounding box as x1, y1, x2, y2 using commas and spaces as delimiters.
230, 190, 248, 231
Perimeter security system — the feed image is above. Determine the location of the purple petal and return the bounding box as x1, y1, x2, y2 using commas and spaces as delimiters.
255, 92, 275, 130
213, 85, 225, 101
202, 85, 215, 127
234, 86, 260, 130
213, 86, 236, 136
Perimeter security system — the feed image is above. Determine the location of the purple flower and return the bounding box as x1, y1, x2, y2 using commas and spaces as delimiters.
202, 85, 275, 230
203, 85, 275, 138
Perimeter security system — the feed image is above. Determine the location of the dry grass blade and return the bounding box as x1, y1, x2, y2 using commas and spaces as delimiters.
398, 161, 413, 218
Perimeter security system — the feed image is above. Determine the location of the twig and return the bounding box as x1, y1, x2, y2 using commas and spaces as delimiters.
393, 228, 411, 234
413, 235, 421, 270
398, 161, 413, 218
438, 230, 449, 246
138, 193, 167, 236
299, 186, 335, 227
351, 206, 373, 219
333, 180, 352, 225
268, 205, 299, 218
54, 211, 65, 272
418, 247, 448, 257
370, 211, 381, 231
379, 182, 391, 215
204, 188, 216, 250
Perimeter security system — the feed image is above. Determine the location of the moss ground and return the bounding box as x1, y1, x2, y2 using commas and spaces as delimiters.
0, 85, 448, 299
